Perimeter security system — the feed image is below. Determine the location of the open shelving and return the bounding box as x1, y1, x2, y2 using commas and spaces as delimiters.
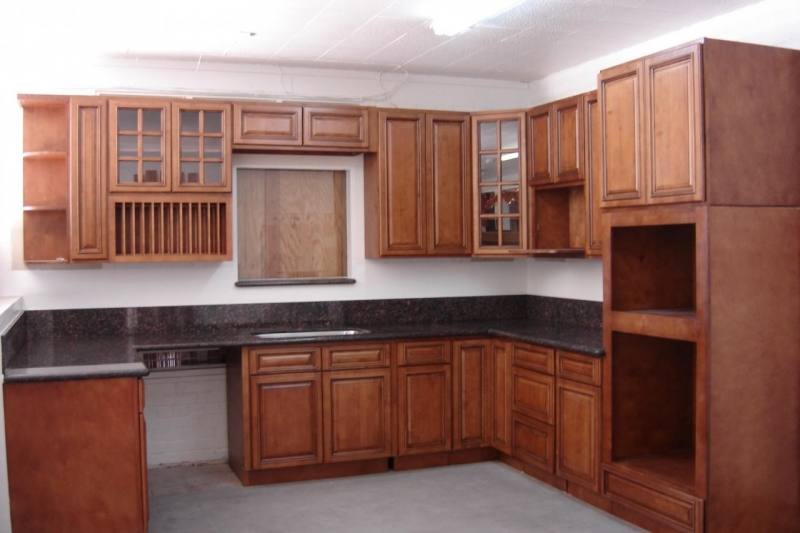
529, 183, 586, 255
20, 95, 70, 263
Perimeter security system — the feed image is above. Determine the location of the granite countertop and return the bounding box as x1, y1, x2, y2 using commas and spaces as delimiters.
3, 319, 603, 383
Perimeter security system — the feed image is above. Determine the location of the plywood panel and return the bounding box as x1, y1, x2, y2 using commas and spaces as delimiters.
237, 169, 347, 280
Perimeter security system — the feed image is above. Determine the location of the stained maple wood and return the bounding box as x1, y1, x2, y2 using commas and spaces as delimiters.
109, 193, 231, 262
511, 343, 554, 374
511, 366, 555, 425
551, 94, 585, 184
584, 91, 603, 256
5, 378, 147, 533
109, 98, 171, 193
322, 343, 390, 370
527, 103, 552, 184
250, 372, 323, 469
393, 447, 497, 470
557, 377, 601, 492
237, 169, 346, 280
396, 364, 453, 456
531, 184, 586, 252
248, 345, 322, 374
452, 339, 491, 449
22, 210, 69, 263
323, 368, 393, 462
233, 102, 302, 146
397, 339, 451, 366
511, 411, 555, 473
69, 97, 108, 260
171, 100, 232, 192
303, 106, 370, 149
557, 350, 601, 386
426, 112, 472, 255
490, 340, 512, 454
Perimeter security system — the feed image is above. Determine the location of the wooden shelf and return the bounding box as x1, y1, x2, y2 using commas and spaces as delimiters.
609, 309, 698, 342
23, 205, 67, 212
614, 451, 696, 494
22, 151, 67, 160
530, 247, 585, 257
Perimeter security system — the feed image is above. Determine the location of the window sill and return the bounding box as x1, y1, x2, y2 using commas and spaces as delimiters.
235, 277, 356, 287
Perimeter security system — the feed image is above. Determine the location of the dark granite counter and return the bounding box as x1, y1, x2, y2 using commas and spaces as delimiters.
3, 319, 602, 383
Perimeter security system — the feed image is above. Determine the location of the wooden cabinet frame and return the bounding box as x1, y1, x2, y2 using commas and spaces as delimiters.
109, 98, 171, 193
171, 101, 232, 192
233, 103, 302, 146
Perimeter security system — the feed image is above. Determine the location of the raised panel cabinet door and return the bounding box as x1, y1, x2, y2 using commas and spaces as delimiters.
643, 44, 705, 205
512, 412, 555, 472
69, 97, 107, 260
172, 101, 232, 192
426, 112, 471, 255
323, 368, 393, 462
511, 367, 555, 425
584, 91, 603, 256
557, 379, 601, 491
397, 364, 452, 455
379, 110, 426, 255
303, 106, 370, 149
233, 103, 302, 146
491, 341, 512, 454
453, 340, 491, 449
109, 98, 171, 192
250, 372, 323, 469
599, 60, 645, 207
528, 104, 553, 185
552, 94, 585, 183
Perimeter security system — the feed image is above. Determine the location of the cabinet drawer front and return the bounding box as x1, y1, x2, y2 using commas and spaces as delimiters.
322, 343, 390, 370
303, 106, 369, 148
556, 351, 601, 386
512, 343, 554, 374
512, 367, 555, 424
249, 346, 321, 374
397, 340, 451, 366
603, 469, 702, 531
233, 103, 302, 146
512, 413, 554, 472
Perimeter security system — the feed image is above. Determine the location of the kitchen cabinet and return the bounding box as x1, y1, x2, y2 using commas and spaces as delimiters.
303, 106, 370, 149
490, 341, 512, 454
69, 96, 108, 261
323, 368, 393, 462
529, 95, 584, 185
472, 112, 527, 254
397, 364, 453, 456
365, 110, 471, 257
250, 372, 324, 469
556, 354, 601, 492
512, 411, 555, 472
232, 102, 302, 146
172, 101, 232, 192
584, 91, 603, 256
4, 378, 148, 532
511, 366, 555, 425
109, 98, 171, 192
599, 44, 703, 207
452, 339, 492, 449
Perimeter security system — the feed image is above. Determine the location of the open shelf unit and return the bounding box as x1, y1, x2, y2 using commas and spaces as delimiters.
529, 183, 586, 255
20, 95, 70, 263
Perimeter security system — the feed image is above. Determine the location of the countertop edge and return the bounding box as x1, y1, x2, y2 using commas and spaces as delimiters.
4, 362, 149, 384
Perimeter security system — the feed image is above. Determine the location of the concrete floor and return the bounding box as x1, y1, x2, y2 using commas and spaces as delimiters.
149, 461, 641, 533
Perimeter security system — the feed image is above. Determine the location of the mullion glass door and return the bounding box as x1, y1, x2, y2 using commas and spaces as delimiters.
174, 104, 229, 191
110, 100, 169, 191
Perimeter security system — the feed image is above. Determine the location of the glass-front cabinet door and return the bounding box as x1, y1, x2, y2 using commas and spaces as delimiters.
109, 99, 171, 192
172, 102, 231, 192
472, 112, 527, 254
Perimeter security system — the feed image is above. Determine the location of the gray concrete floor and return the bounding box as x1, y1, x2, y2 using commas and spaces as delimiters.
149, 461, 641, 533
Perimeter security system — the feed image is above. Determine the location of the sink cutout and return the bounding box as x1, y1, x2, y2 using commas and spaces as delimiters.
254, 329, 370, 339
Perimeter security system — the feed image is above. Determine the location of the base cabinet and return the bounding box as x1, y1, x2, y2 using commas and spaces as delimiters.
556, 378, 601, 491
397, 364, 453, 456
323, 368, 393, 462
250, 372, 324, 469
452, 340, 491, 449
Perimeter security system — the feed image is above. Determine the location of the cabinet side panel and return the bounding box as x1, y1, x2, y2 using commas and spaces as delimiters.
707, 206, 800, 532
704, 39, 800, 206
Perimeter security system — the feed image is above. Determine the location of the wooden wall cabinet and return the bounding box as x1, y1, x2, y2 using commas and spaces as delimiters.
5, 378, 148, 532
472, 112, 527, 254
172, 101, 232, 192
233, 103, 302, 146
452, 339, 492, 449
109, 99, 171, 193
583, 91, 603, 256
397, 364, 453, 456
69, 97, 108, 261
365, 110, 471, 257
303, 106, 370, 149
529, 95, 584, 186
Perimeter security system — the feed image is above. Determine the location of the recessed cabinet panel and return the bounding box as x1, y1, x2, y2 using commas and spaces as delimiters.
600, 60, 644, 206
233, 103, 302, 146
511, 367, 555, 425
303, 106, 369, 149
528, 105, 552, 185
552, 95, 584, 183
397, 364, 453, 456
109, 99, 171, 192
643, 44, 704, 204
512, 412, 555, 472
453, 340, 491, 449
585, 92, 603, 256
557, 379, 601, 491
